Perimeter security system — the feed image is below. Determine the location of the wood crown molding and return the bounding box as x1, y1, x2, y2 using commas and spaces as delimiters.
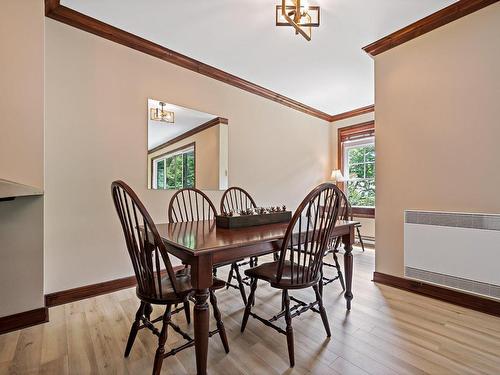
0, 307, 49, 335
148, 117, 227, 155
330, 105, 374, 122
373, 272, 500, 317
363, 0, 500, 56
44, 1, 332, 121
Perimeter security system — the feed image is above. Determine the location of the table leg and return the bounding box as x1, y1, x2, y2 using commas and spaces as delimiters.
342, 230, 354, 310
194, 288, 210, 375
191, 254, 213, 375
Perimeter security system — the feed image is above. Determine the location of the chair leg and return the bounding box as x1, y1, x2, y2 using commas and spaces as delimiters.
333, 252, 346, 291
333, 236, 341, 252
226, 263, 235, 290
152, 305, 171, 375
319, 268, 324, 297
213, 267, 218, 277
144, 303, 153, 321
283, 289, 295, 367
313, 284, 331, 337
253, 256, 258, 266
209, 290, 230, 353
124, 301, 145, 357
234, 263, 248, 305
183, 300, 191, 324
356, 227, 365, 252
241, 278, 257, 333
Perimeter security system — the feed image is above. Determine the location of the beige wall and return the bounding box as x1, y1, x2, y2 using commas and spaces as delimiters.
45, 20, 330, 293
0, 0, 44, 189
375, 3, 500, 276
147, 124, 224, 190
0, 0, 45, 317
330, 113, 376, 239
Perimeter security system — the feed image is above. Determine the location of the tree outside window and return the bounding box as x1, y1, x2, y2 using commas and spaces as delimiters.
153, 144, 195, 189
343, 139, 375, 208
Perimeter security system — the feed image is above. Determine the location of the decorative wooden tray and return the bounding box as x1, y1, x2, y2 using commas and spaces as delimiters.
216, 211, 292, 229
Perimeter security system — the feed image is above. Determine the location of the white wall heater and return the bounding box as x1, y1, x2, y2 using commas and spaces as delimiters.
404, 210, 500, 300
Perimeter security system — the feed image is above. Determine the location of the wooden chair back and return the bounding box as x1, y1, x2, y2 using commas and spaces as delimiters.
277, 183, 342, 287
338, 189, 352, 221
111, 180, 180, 298
168, 188, 217, 223
220, 187, 257, 214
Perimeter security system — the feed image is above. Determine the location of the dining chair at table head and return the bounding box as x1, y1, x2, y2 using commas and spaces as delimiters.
168, 188, 217, 223
320, 188, 350, 291
331, 188, 365, 252
337, 188, 352, 221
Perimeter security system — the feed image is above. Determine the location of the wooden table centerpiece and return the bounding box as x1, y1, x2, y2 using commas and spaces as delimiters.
216, 206, 291, 229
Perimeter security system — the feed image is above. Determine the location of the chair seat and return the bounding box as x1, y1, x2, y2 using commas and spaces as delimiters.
244, 260, 318, 289
137, 267, 225, 304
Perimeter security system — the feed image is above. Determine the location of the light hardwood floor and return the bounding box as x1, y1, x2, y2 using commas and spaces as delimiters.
1, 248, 499, 374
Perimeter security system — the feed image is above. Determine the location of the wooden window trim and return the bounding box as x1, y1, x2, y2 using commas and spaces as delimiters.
338, 121, 375, 218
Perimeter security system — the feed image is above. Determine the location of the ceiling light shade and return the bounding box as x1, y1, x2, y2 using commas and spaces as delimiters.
150, 102, 175, 123
276, 0, 320, 41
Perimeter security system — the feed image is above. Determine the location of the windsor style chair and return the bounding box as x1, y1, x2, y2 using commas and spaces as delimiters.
330, 191, 365, 252
220, 187, 262, 302
322, 190, 350, 290
168, 188, 248, 304
241, 183, 342, 367
111, 181, 229, 375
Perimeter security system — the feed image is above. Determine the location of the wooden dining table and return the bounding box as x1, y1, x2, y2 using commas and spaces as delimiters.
156, 219, 358, 375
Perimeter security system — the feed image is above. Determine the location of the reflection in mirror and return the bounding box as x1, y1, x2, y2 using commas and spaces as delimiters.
147, 99, 228, 190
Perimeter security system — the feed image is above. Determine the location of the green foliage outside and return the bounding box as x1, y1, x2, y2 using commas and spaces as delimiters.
346, 144, 375, 207
156, 150, 195, 189
156, 160, 165, 189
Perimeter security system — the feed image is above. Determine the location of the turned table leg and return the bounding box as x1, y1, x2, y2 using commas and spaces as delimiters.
191, 254, 213, 375
342, 228, 354, 310
194, 289, 210, 375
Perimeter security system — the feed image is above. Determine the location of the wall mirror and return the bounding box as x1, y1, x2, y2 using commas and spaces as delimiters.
147, 99, 228, 191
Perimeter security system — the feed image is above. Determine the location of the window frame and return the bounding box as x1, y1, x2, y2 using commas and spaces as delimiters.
151, 142, 196, 190
337, 121, 375, 218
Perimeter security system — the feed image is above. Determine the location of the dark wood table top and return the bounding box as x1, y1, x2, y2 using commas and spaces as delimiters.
156, 220, 359, 256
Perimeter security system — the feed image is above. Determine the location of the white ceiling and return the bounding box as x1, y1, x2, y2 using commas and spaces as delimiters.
148, 99, 217, 150
63, 0, 455, 115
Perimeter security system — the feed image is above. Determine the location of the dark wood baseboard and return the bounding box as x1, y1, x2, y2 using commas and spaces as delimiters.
45, 275, 138, 307
0, 307, 49, 335
45, 266, 184, 307
373, 272, 500, 317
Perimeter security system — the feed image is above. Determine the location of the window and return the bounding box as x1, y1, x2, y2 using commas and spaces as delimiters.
338, 121, 375, 217
152, 143, 195, 189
